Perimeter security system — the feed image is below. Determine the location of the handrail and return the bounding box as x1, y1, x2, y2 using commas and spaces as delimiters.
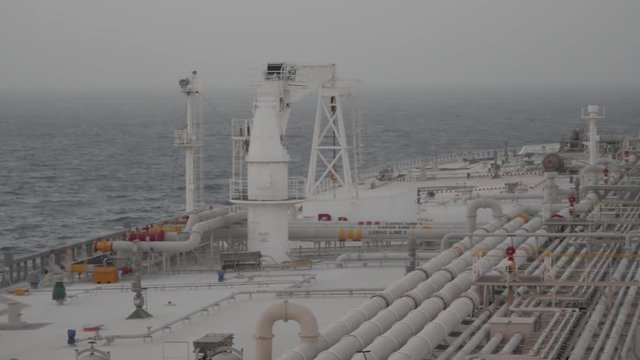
357, 146, 521, 180
97, 275, 316, 344
1, 205, 246, 285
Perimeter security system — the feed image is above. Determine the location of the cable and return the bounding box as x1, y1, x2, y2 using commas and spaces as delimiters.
163, 147, 181, 216
198, 92, 232, 122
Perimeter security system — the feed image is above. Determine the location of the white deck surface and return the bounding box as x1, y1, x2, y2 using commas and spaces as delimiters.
1, 267, 405, 360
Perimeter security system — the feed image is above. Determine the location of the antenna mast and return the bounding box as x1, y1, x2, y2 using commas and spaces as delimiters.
176, 71, 204, 213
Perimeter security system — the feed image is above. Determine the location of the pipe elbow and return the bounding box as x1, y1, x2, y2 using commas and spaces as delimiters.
255, 301, 320, 357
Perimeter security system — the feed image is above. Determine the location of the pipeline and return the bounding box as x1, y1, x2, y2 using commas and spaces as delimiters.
277, 210, 519, 360
387, 287, 480, 360
449, 231, 571, 360
499, 333, 523, 354
290, 222, 466, 242
479, 333, 504, 354
335, 253, 439, 267
94, 210, 247, 254
382, 218, 540, 360
254, 300, 319, 360
184, 207, 231, 232
568, 251, 637, 360
620, 291, 640, 359
466, 197, 504, 232
434, 302, 500, 360
587, 262, 639, 360
345, 217, 540, 360
598, 261, 640, 360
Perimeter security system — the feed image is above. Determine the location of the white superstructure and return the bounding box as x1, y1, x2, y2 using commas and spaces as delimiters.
230, 63, 335, 262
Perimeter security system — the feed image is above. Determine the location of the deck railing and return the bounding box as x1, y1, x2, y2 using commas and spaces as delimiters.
0, 206, 240, 288
357, 147, 520, 181
229, 177, 306, 201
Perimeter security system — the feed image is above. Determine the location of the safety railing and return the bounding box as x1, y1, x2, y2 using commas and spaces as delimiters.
173, 129, 201, 147
229, 177, 306, 201
357, 146, 521, 180
0, 205, 243, 288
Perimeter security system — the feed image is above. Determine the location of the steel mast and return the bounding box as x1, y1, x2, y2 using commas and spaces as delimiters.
176, 71, 203, 213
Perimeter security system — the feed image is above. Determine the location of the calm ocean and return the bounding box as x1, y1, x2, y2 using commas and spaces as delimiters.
1, 85, 639, 257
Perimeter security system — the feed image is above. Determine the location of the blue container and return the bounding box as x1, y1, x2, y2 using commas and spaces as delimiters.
67, 329, 76, 345
217, 271, 225, 282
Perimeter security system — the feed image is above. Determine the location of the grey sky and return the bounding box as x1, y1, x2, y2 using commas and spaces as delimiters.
1, 0, 639, 91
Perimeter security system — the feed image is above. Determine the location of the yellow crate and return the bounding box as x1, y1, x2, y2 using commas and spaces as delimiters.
70, 263, 87, 273
8, 287, 29, 296
92, 266, 119, 284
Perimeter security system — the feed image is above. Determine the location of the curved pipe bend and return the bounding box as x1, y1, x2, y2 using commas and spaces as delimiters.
466, 197, 504, 232
255, 300, 320, 360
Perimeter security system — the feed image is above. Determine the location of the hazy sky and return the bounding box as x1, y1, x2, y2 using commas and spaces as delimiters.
1, 0, 639, 91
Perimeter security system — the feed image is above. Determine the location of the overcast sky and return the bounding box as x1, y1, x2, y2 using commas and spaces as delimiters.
1, 0, 639, 91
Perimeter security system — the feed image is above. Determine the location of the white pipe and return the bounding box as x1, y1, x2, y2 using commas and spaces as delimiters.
599, 262, 640, 360
289, 223, 465, 241
499, 333, 523, 354
184, 207, 230, 232
203, 223, 465, 242
620, 293, 640, 360
336, 253, 438, 267
278, 211, 515, 360
450, 230, 569, 360
624, 229, 640, 250
388, 289, 480, 360
586, 262, 638, 360
540, 310, 575, 358
254, 300, 319, 360
528, 311, 562, 356
466, 197, 505, 232
357, 218, 536, 360
448, 303, 509, 360
567, 249, 633, 360
111, 211, 247, 253
320, 216, 535, 360
464, 193, 543, 201
479, 332, 503, 354
434, 304, 497, 360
